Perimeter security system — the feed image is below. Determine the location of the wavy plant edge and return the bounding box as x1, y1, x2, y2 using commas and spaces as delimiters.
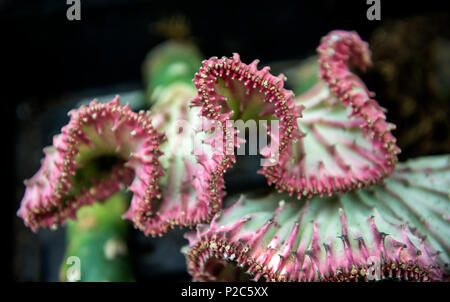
191, 53, 302, 179
17, 96, 164, 232
262, 30, 401, 199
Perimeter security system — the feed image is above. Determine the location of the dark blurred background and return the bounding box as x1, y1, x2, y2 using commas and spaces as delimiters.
3, 0, 449, 281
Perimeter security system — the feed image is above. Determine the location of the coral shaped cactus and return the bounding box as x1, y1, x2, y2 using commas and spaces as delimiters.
17, 96, 164, 232
16, 30, 450, 283
184, 155, 449, 282
129, 42, 232, 236
191, 53, 302, 175
264, 30, 401, 198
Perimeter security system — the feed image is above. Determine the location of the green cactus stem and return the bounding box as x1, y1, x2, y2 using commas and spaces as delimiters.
60, 192, 135, 282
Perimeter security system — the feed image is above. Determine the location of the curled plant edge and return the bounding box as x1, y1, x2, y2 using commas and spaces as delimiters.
263, 30, 401, 198
191, 53, 302, 177
17, 96, 165, 233
184, 155, 449, 282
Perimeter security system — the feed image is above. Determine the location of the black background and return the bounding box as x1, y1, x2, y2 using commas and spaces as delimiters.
3, 0, 444, 101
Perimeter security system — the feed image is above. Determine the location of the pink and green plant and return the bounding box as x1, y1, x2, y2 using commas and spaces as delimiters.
17, 30, 450, 282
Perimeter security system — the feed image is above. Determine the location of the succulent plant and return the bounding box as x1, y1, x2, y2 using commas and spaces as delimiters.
264, 30, 400, 199
184, 155, 449, 282
17, 97, 164, 232
17, 41, 235, 238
